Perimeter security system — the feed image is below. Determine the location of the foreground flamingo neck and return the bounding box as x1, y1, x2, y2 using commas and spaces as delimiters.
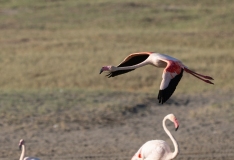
163, 117, 179, 159
19, 145, 25, 160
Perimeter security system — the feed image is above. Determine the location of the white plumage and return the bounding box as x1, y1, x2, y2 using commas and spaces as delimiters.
19, 139, 40, 160
131, 114, 179, 160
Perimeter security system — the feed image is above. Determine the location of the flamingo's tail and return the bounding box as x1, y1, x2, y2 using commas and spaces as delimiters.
184, 67, 214, 84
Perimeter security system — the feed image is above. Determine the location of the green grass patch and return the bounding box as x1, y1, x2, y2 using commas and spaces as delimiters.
0, 89, 155, 129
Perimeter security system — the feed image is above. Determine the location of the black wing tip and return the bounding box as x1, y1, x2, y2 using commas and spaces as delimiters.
158, 90, 169, 104
106, 69, 135, 78
106, 73, 113, 78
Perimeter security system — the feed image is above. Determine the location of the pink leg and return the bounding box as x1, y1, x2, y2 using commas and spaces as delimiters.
191, 72, 214, 84
184, 68, 214, 80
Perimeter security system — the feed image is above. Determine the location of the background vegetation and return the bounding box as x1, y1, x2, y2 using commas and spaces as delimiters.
0, 0, 233, 126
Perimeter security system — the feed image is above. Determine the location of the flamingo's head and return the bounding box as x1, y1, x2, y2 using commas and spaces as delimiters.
99, 66, 115, 74
19, 139, 25, 150
167, 114, 179, 131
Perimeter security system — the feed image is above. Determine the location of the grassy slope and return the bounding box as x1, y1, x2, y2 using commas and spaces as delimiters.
0, 0, 233, 92
0, 0, 234, 125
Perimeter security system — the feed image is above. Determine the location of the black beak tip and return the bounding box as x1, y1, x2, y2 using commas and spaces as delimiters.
99, 68, 103, 74
175, 126, 179, 131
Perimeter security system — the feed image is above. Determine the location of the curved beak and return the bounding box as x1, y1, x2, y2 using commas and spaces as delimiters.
174, 119, 179, 131
19, 145, 22, 151
99, 68, 104, 74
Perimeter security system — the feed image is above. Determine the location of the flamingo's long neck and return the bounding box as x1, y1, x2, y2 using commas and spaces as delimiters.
19, 145, 25, 160
163, 117, 179, 159
115, 60, 149, 71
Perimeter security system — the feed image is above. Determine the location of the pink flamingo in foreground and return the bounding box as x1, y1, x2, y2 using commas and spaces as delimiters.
100, 52, 214, 104
131, 114, 179, 160
19, 139, 40, 160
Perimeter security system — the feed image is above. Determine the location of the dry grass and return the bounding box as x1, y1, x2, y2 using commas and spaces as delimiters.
0, 0, 234, 125
0, 0, 234, 93
0, 89, 154, 130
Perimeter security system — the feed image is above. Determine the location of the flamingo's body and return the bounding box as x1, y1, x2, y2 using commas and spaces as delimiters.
19, 139, 40, 160
100, 52, 214, 104
131, 114, 179, 160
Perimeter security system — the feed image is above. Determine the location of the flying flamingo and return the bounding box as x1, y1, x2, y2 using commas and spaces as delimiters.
100, 52, 214, 104
19, 139, 40, 160
131, 113, 179, 160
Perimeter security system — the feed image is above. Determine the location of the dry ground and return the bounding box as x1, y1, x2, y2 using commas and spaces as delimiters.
0, 90, 233, 160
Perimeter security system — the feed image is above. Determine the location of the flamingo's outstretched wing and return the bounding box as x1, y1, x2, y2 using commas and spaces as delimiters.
107, 52, 151, 78
158, 61, 183, 104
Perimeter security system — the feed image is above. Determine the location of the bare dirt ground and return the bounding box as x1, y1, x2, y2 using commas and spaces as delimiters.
0, 90, 233, 160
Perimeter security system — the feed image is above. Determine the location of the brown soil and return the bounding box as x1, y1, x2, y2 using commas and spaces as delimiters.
0, 91, 233, 160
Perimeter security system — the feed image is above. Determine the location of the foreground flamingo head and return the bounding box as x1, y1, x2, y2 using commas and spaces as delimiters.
100, 66, 115, 74
19, 139, 25, 150
167, 114, 179, 131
